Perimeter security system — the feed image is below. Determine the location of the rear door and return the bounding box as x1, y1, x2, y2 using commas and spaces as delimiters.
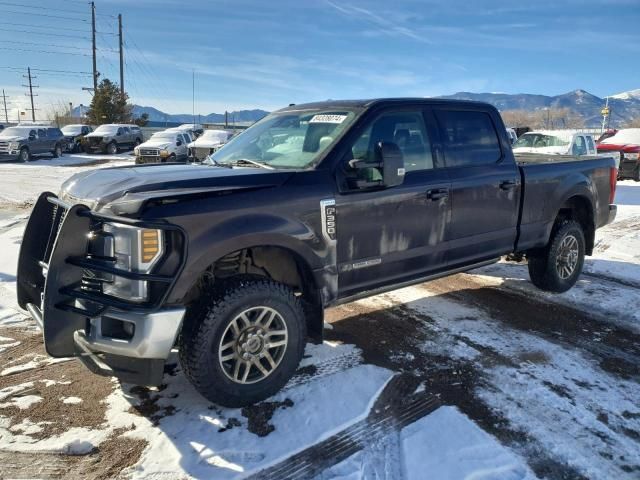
335, 107, 451, 296
433, 107, 520, 265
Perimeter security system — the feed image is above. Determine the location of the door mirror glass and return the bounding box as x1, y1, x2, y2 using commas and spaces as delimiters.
378, 141, 405, 187
177, 140, 182, 146
29, 133, 36, 141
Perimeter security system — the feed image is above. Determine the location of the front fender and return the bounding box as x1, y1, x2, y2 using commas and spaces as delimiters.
168, 213, 328, 303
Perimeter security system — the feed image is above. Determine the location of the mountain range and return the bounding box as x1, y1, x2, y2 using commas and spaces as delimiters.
72, 88, 639, 128
437, 89, 639, 127
72, 104, 269, 125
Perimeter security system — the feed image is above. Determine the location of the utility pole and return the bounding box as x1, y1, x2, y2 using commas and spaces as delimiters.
91, 2, 98, 92
2, 90, 9, 123
118, 13, 124, 96
192, 69, 195, 127
22, 68, 38, 122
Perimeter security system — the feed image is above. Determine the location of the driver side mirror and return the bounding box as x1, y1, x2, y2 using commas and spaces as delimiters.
177, 140, 183, 146
347, 141, 405, 189
29, 134, 36, 141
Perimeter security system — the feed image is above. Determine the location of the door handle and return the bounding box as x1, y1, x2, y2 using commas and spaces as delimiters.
427, 188, 449, 201
500, 180, 517, 190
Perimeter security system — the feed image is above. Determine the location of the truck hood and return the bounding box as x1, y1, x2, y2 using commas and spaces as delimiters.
513, 146, 569, 155
0, 136, 26, 142
59, 163, 294, 214
85, 131, 113, 138
138, 140, 172, 149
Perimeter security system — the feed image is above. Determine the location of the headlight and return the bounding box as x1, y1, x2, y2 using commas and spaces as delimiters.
134, 147, 139, 155
8, 142, 19, 149
99, 224, 163, 302
159, 150, 170, 157
623, 152, 640, 160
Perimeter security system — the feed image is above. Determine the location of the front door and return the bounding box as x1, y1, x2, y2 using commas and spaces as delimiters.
335, 108, 451, 297
432, 107, 520, 266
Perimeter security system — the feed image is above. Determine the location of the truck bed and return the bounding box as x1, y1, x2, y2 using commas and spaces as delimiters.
514, 153, 608, 165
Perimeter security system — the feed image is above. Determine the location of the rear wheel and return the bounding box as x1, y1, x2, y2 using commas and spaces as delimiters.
528, 220, 585, 293
19, 147, 31, 162
179, 277, 306, 407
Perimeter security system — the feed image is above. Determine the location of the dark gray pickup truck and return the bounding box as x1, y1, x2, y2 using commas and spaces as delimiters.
17, 99, 618, 406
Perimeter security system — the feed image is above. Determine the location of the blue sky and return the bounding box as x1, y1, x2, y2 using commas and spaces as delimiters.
0, 0, 638, 118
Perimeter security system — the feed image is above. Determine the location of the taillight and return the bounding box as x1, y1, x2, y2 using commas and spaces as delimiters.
609, 167, 617, 204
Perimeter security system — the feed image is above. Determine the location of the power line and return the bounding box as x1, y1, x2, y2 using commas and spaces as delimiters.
0, 21, 90, 33
0, 9, 88, 22
0, 1, 88, 16
0, 39, 93, 51
0, 66, 92, 75
0, 27, 89, 39
0, 46, 90, 56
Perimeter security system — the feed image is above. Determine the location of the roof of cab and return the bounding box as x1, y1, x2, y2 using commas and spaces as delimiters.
276, 97, 496, 112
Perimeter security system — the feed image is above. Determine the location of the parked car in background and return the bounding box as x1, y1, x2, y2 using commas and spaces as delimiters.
506, 127, 518, 145
597, 128, 640, 181
0, 124, 4, 132
513, 130, 597, 156
134, 130, 190, 164
83, 124, 143, 154
178, 123, 204, 138
188, 129, 234, 160
61, 124, 93, 153
0, 125, 65, 162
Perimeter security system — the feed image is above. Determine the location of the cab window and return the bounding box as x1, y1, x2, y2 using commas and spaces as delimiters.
346, 110, 434, 173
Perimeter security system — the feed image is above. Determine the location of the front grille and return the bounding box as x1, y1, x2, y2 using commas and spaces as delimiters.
137, 156, 161, 164
194, 147, 214, 160
140, 148, 159, 156
88, 137, 103, 146
0, 141, 10, 153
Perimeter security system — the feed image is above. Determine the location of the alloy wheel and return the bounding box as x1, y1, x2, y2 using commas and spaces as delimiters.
218, 306, 288, 384
555, 234, 579, 279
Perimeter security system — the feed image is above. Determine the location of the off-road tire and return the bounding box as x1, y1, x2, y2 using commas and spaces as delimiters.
106, 142, 118, 155
52, 144, 62, 158
19, 147, 31, 162
167, 153, 176, 163
179, 276, 307, 407
528, 220, 585, 293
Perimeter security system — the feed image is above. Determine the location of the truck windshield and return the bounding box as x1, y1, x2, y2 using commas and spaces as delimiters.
94, 125, 119, 134
209, 109, 357, 169
514, 133, 570, 149
61, 126, 83, 135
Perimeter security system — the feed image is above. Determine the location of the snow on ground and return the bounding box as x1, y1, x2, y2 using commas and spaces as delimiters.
0, 152, 133, 207
0, 161, 637, 478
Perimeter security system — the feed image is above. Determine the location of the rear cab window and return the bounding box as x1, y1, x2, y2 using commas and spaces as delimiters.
434, 110, 502, 167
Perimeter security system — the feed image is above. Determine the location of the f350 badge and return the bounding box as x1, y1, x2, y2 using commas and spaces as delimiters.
320, 199, 336, 243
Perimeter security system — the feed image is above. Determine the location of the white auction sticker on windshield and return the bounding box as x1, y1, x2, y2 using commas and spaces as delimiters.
309, 114, 347, 124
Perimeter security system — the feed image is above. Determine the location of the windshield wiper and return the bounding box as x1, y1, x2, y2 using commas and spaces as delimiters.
225, 158, 274, 170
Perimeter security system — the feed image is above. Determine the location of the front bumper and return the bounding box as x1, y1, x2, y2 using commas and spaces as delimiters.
0, 152, 20, 161
17, 192, 186, 385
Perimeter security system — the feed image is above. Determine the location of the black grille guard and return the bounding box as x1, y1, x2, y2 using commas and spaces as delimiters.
17, 192, 186, 357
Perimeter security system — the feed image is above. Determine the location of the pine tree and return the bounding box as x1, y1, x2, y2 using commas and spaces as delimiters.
86, 79, 132, 125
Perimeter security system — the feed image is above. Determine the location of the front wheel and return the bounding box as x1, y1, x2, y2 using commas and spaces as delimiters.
179, 277, 306, 407
19, 147, 31, 162
106, 142, 118, 155
527, 220, 585, 293
52, 144, 62, 158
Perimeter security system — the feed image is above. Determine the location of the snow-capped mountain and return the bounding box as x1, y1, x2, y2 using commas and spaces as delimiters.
611, 89, 640, 101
